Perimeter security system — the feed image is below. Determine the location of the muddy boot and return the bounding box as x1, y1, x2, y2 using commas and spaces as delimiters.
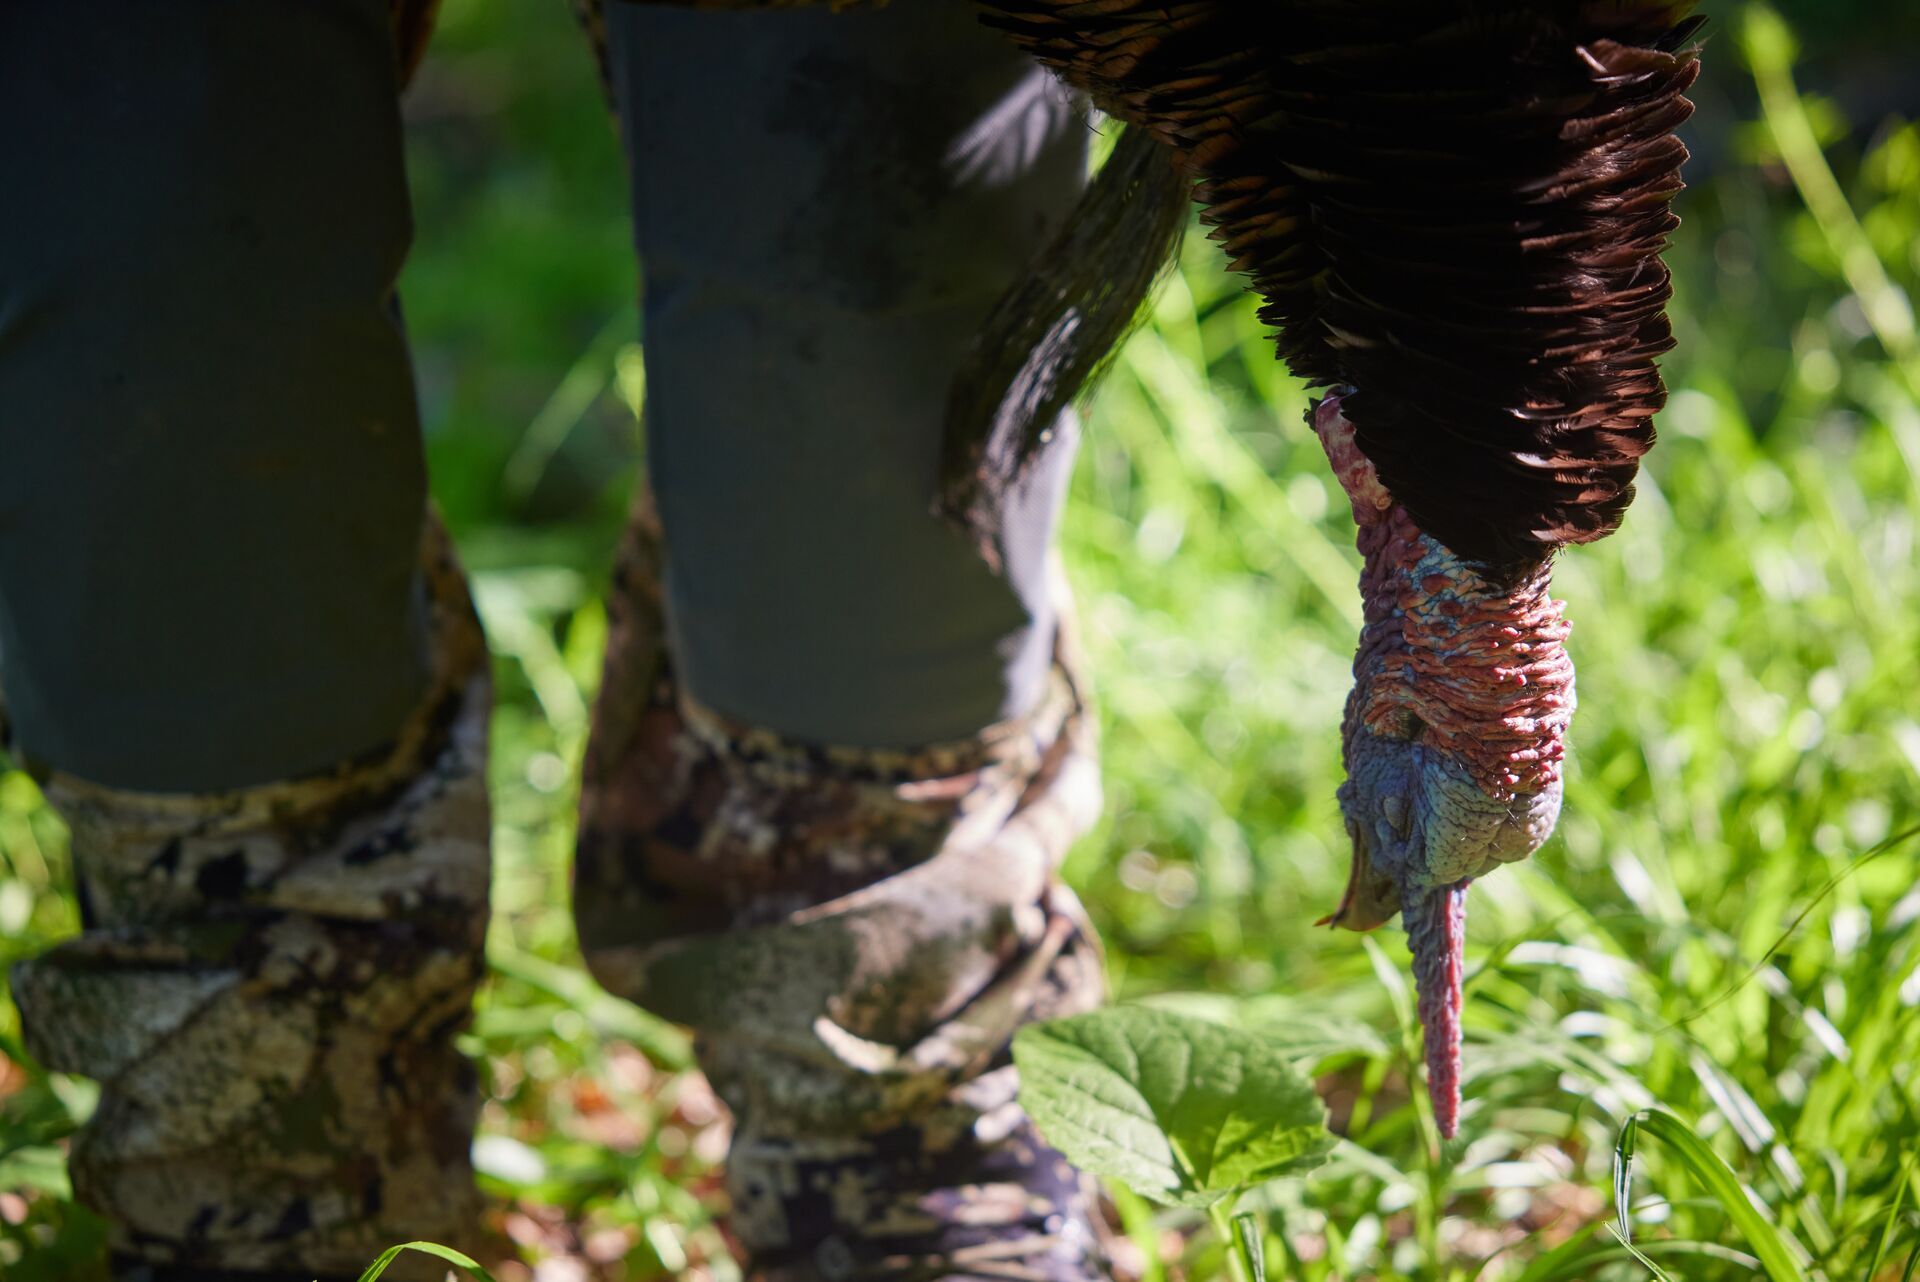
576, 505, 1108, 1282
8, 524, 492, 1282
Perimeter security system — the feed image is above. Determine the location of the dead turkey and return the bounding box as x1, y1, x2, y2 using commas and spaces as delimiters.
965, 0, 1702, 1138
585, 0, 1704, 1141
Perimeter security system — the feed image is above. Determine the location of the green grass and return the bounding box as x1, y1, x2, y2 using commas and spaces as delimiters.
5, 3, 1920, 1279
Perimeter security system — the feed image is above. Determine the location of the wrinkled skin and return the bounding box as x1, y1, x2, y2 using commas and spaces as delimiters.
1315, 393, 1576, 1138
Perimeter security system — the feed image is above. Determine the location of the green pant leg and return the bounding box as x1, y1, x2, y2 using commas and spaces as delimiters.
0, 0, 430, 793
0, 5, 488, 1278
605, 0, 1087, 747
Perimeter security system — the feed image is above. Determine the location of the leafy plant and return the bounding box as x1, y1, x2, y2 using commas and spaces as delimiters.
1014, 1006, 1334, 1280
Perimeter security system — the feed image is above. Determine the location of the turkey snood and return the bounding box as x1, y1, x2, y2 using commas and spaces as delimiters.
969, 0, 1702, 1137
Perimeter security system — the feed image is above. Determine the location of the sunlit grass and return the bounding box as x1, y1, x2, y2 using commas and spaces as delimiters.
1052, 11, 1920, 1271
3, 2, 1919, 1279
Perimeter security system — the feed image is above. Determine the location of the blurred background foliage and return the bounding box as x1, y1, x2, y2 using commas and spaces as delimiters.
5, 2, 1920, 1279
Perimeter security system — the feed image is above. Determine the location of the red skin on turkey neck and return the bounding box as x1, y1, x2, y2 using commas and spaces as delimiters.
1312, 391, 1576, 1140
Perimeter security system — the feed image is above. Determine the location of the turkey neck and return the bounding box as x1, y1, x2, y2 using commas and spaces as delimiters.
1314, 393, 1575, 806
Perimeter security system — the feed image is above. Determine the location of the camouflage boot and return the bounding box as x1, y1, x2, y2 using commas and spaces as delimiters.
8, 521, 492, 1282
576, 501, 1109, 1282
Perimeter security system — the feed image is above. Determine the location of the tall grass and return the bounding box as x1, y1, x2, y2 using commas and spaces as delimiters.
3, 2, 1918, 1279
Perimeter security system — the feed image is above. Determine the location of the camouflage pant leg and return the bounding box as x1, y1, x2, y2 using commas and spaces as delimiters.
576, 505, 1108, 1282
8, 523, 492, 1282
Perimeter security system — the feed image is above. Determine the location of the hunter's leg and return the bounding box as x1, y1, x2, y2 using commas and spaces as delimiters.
578, 5, 1106, 1280
0, 4, 487, 1279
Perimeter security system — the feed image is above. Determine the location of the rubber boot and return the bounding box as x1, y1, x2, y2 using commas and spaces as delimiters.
576, 500, 1108, 1282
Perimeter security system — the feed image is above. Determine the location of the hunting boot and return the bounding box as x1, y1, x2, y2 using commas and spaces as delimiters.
8, 522, 492, 1282
575, 501, 1109, 1282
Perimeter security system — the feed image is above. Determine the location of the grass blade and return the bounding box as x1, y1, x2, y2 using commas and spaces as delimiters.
1868, 1156, 1915, 1279
1604, 1220, 1677, 1281
1233, 1210, 1267, 1282
1614, 1109, 1810, 1282
1741, 2, 1920, 484
356, 1240, 499, 1282
486, 943, 693, 1071
1663, 823, 1920, 1033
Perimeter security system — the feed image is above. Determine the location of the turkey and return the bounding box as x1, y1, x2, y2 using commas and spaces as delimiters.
585, 0, 1703, 1140
953, 0, 1703, 1138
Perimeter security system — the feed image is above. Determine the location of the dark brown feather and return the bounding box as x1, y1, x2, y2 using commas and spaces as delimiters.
389, 0, 444, 88
939, 123, 1189, 553
973, 0, 1702, 575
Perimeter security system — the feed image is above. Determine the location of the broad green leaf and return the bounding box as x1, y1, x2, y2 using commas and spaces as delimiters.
1142, 994, 1391, 1063
1013, 1006, 1333, 1208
